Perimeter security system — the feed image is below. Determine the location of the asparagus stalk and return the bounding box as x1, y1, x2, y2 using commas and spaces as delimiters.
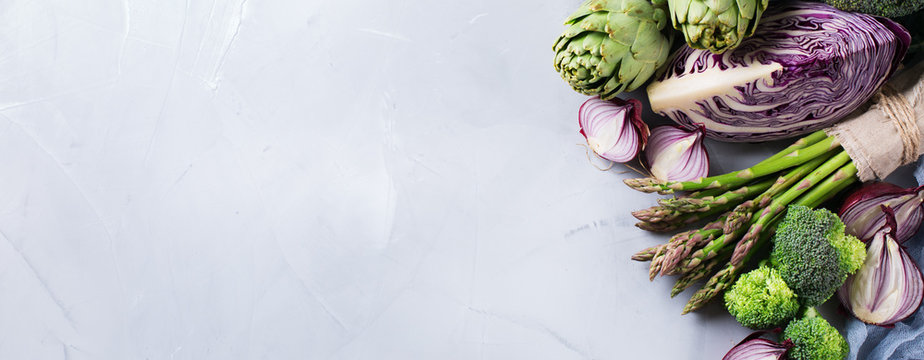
655, 177, 775, 213
634, 209, 726, 232
760, 130, 829, 164
680, 187, 728, 200
794, 162, 859, 208
624, 135, 840, 194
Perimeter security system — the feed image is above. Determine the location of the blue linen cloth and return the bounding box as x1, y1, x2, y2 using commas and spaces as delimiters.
844, 160, 924, 360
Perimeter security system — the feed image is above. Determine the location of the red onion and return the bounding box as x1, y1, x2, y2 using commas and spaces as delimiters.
838, 206, 924, 326
578, 97, 649, 163
839, 182, 924, 243
644, 125, 709, 182
723, 330, 792, 360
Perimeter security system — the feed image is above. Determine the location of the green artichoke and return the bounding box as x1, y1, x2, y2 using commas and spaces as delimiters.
553, 0, 674, 99
668, 0, 768, 53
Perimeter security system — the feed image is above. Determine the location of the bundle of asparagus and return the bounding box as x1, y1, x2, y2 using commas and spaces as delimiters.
628, 131, 858, 313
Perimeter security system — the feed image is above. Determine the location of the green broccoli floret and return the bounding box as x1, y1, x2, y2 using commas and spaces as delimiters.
724, 264, 800, 329
769, 205, 866, 307
824, 0, 924, 18
782, 308, 849, 360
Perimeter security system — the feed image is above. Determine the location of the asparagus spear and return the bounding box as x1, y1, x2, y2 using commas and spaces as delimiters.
624, 135, 840, 194
760, 130, 829, 164
655, 177, 775, 213
631, 244, 662, 262
634, 209, 726, 232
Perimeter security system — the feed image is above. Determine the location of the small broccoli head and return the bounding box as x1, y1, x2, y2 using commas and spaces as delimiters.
770, 205, 867, 307
782, 308, 849, 360
724, 265, 799, 329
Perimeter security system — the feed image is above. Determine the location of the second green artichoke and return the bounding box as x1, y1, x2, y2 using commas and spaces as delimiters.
669, 0, 768, 53
553, 0, 674, 99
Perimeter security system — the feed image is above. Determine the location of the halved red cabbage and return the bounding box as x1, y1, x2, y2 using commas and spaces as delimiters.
646, 1, 910, 142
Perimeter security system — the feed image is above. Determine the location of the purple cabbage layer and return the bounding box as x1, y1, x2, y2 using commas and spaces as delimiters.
648, 1, 910, 142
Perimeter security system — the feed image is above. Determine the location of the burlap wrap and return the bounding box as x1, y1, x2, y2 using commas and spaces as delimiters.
825, 62, 924, 182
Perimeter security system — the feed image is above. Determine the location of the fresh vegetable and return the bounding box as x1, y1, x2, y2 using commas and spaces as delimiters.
781, 308, 849, 360
667, 0, 768, 53
625, 132, 841, 194
770, 205, 867, 307
644, 125, 708, 182
629, 130, 864, 313
838, 182, 924, 243
631, 177, 773, 233
724, 263, 800, 329
824, 0, 924, 18
646, 1, 910, 142
578, 97, 650, 163
723, 330, 792, 360
838, 206, 924, 326
553, 0, 674, 99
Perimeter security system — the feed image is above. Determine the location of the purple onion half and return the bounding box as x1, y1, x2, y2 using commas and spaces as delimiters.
723, 330, 792, 360
838, 206, 924, 326
839, 182, 924, 243
578, 97, 650, 163
643, 125, 709, 182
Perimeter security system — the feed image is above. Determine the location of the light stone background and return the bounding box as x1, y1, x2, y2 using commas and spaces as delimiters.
0, 0, 915, 359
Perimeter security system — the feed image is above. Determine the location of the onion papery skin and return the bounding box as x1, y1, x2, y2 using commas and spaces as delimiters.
838, 227, 924, 326
578, 97, 649, 163
723, 331, 791, 360
644, 125, 708, 182
646, 1, 910, 142
839, 183, 924, 243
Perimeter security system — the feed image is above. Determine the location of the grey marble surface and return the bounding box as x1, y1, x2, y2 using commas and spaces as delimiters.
0, 0, 914, 359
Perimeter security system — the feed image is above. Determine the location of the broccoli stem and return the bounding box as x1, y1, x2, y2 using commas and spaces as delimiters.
624, 134, 840, 194
799, 307, 820, 320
